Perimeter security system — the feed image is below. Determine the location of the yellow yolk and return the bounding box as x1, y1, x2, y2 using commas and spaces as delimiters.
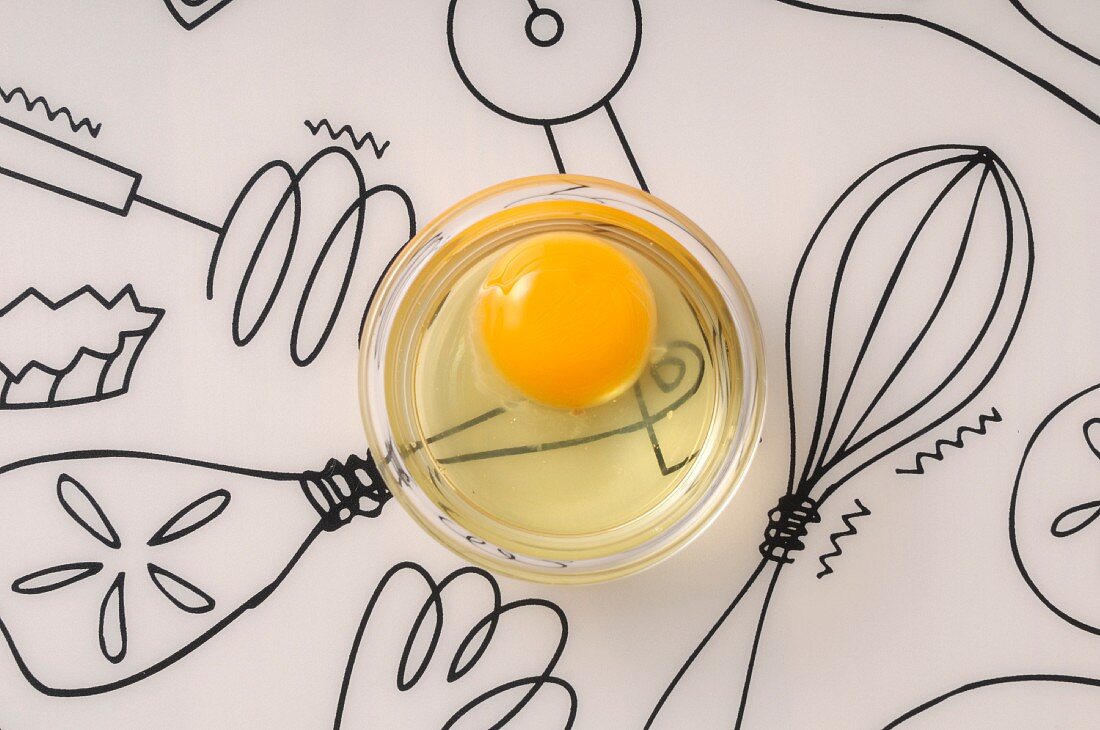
476, 231, 656, 410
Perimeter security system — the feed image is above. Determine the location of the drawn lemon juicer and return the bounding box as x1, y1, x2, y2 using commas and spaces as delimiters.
360, 175, 766, 583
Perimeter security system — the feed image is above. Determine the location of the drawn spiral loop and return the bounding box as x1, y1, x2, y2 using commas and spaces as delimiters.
206, 146, 415, 367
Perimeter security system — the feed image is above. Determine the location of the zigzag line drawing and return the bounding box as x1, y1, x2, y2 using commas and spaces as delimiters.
0, 85, 101, 139
896, 408, 1003, 475
816, 498, 870, 579
304, 119, 390, 158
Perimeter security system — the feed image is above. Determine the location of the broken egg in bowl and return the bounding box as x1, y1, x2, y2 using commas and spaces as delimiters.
359, 175, 764, 583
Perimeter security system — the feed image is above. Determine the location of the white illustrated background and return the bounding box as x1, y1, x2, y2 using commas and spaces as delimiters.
2, 1, 1100, 728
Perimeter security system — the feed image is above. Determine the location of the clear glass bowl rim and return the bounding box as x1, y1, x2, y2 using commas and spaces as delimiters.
359, 173, 766, 584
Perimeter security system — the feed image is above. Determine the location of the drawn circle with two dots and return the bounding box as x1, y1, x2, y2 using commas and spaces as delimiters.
1011, 382, 1100, 635
447, 0, 642, 125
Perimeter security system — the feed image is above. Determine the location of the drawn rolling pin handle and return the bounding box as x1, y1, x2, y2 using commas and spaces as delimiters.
0, 115, 140, 215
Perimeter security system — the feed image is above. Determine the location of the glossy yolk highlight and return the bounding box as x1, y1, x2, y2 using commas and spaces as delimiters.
476, 231, 656, 410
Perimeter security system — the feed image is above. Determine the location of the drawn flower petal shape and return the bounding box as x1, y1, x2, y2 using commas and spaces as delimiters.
57, 474, 121, 549
11, 562, 103, 595
786, 145, 1033, 501
147, 564, 215, 614
98, 573, 127, 664
147, 489, 230, 547
1051, 500, 1100, 538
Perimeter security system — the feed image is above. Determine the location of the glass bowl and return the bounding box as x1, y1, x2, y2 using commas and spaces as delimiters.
359, 175, 765, 583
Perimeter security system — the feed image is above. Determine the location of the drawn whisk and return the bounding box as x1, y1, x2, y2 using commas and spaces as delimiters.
647, 144, 1034, 728
0, 114, 416, 367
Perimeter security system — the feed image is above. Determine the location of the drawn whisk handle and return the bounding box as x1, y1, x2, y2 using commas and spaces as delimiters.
299, 453, 393, 531
759, 493, 820, 564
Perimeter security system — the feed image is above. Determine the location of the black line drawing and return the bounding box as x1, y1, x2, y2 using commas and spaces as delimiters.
0, 83, 101, 138
447, 0, 649, 190
772, 1, 1100, 129
11, 563, 103, 595
0, 112, 415, 366
57, 474, 123, 549
424, 340, 704, 474
0, 449, 390, 696
1011, 382, 1100, 636
1009, 1, 1100, 69
883, 674, 1100, 728
147, 489, 232, 547
334, 562, 575, 729
646, 144, 1034, 728
162, 0, 244, 31
207, 146, 414, 367
895, 407, 1002, 475
0, 285, 163, 409
816, 498, 870, 579
146, 564, 216, 615
304, 119, 390, 159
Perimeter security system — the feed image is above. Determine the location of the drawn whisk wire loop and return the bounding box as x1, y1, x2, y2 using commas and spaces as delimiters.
759, 494, 820, 564
207, 145, 416, 367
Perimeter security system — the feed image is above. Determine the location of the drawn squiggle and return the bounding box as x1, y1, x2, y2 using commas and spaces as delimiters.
896, 408, 1002, 475
0, 85, 101, 138
816, 498, 870, 579
304, 119, 390, 158
647, 145, 1034, 729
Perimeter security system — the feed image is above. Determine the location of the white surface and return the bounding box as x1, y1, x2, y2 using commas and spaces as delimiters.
1, 1, 1100, 727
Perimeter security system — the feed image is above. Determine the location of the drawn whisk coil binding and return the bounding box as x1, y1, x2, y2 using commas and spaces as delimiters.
0, 84, 101, 138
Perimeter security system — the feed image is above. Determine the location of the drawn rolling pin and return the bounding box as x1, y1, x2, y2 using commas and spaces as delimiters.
0, 114, 416, 366
0, 449, 390, 696
775, 0, 1100, 127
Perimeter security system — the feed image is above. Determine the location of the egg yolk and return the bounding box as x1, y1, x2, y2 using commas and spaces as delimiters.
476, 231, 656, 410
